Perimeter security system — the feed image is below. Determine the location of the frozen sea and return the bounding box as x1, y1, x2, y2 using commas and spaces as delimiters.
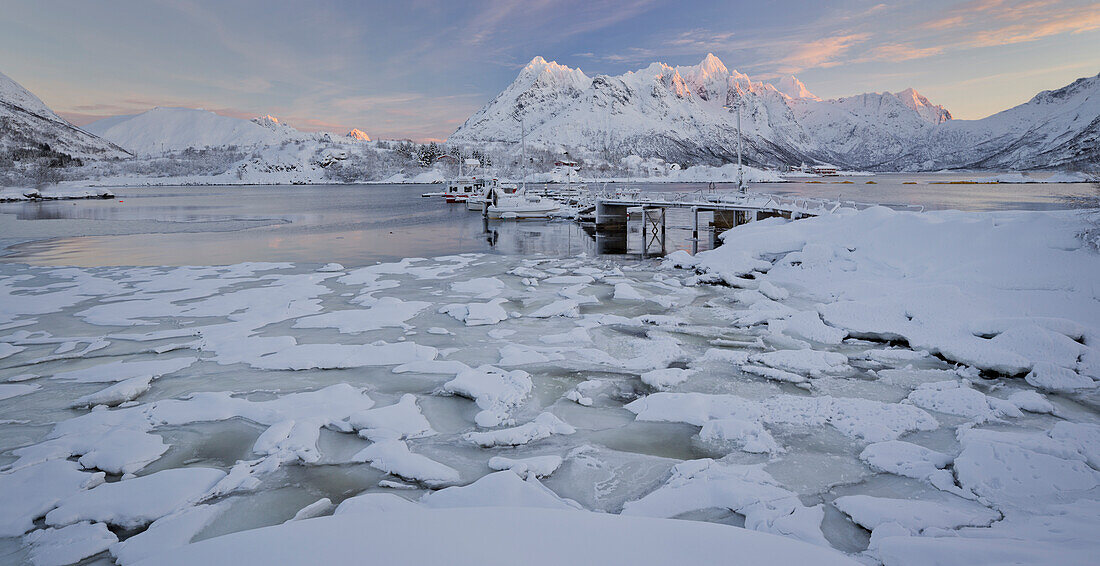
2, 173, 1096, 266
0, 176, 1098, 565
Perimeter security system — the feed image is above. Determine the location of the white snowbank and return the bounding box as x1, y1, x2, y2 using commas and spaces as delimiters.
688, 207, 1100, 383
110, 504, 226, 566
421, 471, 579, 510
139, 507, 860, 566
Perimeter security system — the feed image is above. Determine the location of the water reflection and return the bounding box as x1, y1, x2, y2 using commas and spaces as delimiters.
1, 178, 1095, 267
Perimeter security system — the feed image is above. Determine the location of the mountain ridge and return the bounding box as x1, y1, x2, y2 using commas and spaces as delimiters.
450, 54, 1097, 171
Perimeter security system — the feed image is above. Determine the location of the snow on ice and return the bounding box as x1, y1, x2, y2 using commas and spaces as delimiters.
2, 204, 1099, 565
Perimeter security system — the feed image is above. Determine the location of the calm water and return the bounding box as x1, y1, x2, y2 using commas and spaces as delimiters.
1, 176, 1096, 267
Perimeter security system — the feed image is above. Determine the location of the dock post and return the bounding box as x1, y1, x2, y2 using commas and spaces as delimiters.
660, 207, 666, 256
691, 207, 699, 255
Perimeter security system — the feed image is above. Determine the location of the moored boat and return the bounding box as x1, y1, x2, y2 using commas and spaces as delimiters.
467, 180, 518, 211
485, 187, 560, 219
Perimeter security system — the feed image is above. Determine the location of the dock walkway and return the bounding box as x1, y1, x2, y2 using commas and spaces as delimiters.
589, 189, 922, 255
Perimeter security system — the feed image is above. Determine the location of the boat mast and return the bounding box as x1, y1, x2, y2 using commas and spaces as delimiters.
737, 104, 745, 193
521, 115, 527, 192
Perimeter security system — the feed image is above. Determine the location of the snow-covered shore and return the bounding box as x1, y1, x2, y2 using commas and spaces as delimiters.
675, 206, 1100, 381
0, 186, 114, 202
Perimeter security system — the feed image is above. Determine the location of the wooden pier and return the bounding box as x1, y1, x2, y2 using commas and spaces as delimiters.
590, 189, 921, 256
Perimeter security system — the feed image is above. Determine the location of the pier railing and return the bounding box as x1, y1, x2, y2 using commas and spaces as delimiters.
586, 188, 924, 215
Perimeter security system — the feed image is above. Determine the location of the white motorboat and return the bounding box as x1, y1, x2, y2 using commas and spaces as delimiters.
442, 157, 486, 202
485, 187, 560, 219
444, 176, 484, 202
466, 180, 517, 211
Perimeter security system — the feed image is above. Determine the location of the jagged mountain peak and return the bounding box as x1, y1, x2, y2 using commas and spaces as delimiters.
253, 114, 282, 125
346, 128, 370, 141
894, 88, 952, 124
519, 56, 589, 86
773, 75, 820, 101
451, 56, 1094, 171
698, 53, 728, 73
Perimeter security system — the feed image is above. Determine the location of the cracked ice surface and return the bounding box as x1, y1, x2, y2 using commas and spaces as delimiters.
2, 207, 1099, 565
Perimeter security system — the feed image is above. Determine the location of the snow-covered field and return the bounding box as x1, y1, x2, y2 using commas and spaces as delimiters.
1, 205, 1099, 565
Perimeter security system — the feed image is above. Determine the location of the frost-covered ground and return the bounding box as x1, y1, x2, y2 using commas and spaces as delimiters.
1, 206, 1099, 565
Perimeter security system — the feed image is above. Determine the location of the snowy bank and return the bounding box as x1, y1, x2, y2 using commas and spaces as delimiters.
138, 507, 860, 566
0, 186, 114, 202
685, 206, 1100, 383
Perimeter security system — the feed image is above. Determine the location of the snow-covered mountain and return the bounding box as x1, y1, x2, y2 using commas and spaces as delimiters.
451, 55, 1097, 171
346, 129, 371, 141
886, 73, 1100, 170
84, 108, 326, 155
0, 70, 129, 160
773, 76, 819, 101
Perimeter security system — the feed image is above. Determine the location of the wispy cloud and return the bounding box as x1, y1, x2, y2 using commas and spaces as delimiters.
776, 33, 871, 72
921, 0, 1100, 47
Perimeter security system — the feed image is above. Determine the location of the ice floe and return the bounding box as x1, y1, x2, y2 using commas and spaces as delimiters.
487, 455, 563, 479
465, 412, 575, 447
622, 459, 830, 547
349, 440, 460, 487
45, 467, 225, 530
443, 365, 532, 427
24, 521, 117, 566
348, 393, 435, 441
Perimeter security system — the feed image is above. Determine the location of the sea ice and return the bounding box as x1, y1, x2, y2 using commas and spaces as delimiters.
420, 470, 580, 510
834, 495, 999, 533
622, 459, 830, 547
0, 460, 105, 537
443, 365, 532, 427
109, 504, 227, 566
439, 298, 509, 326
24, 521, 116, 566
45, 467, 226, 530
465, 412, 575, 447
488, 455, 564, 479
348, 393, 435, 441
292, 297, 431, 333
349, 440, 460, 487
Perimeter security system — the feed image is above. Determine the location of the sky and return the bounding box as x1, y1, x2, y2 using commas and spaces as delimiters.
1, 0, 1098, 141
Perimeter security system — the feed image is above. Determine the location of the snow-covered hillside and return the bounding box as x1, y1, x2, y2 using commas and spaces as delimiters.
84, 108, 329, 155
0, 70, 129, 161
451, 55, 1098, 171
887, 73, 1100, 170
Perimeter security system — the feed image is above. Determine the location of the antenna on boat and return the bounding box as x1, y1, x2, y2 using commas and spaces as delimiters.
737, 104, 745, 193
521, 115, 527, 192
723, 102, 747, 193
